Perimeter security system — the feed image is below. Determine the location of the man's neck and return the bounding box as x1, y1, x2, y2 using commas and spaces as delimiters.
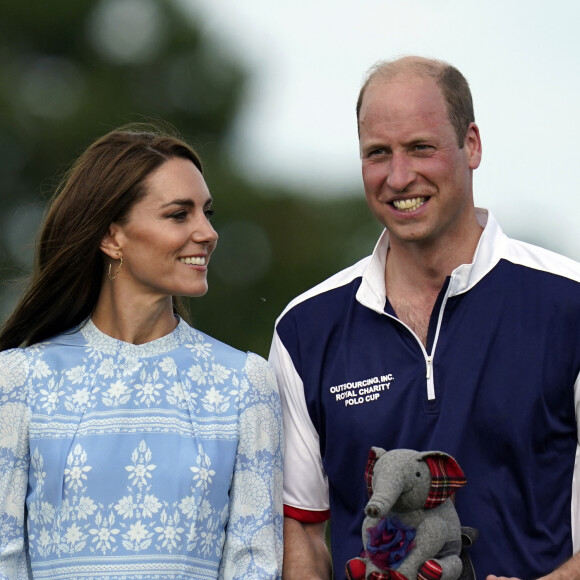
384, 223, 484, 346
386, 217, 484, 288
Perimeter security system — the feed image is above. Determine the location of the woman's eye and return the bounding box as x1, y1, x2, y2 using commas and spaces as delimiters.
205, 208, 215, 220
169, 211, 187, 221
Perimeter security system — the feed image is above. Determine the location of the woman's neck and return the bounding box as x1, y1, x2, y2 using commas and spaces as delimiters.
91, 288, 177, 345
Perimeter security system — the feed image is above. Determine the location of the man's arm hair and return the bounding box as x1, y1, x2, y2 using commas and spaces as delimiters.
283, 517, 332, 579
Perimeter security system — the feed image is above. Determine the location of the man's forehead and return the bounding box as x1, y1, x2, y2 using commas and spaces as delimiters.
360, 73, 446, 122
358, 75, 457, 148
365, 72, 441, 102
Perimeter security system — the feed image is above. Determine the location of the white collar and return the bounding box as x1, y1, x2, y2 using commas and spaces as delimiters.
355, 208, 507, 313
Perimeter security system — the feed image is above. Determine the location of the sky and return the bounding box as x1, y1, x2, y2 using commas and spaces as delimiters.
183, 0, 580, 260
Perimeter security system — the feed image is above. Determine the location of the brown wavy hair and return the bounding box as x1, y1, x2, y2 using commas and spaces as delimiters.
0, 123, 202, 350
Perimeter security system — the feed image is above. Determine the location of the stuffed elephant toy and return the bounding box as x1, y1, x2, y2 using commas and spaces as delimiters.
346, 448, 469, 580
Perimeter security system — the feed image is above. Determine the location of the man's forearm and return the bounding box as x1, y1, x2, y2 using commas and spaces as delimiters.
487, 550, 580, 580
283, 517, 332, 579
540, 551, 580, 580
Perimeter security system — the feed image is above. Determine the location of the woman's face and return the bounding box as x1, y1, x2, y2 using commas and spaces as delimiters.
107, 157, 218, 301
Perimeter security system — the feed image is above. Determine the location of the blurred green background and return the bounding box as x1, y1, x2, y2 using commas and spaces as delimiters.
0, 0, 381, 357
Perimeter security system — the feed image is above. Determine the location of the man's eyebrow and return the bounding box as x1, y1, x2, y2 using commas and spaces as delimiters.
407, 137, 433, 145
361, 141, 390, 152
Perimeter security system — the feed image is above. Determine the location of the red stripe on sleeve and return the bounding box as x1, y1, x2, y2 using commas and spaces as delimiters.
284, 505, 330, 523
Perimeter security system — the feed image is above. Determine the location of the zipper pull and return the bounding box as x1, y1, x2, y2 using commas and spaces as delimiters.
426, 355, 436, 401
426, 356, 433, 379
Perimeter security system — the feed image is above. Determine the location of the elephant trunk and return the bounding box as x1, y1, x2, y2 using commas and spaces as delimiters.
365, 501, 383, 519
364, 479, 405, 519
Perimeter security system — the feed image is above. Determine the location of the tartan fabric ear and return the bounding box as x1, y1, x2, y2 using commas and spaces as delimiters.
423, 453, 466, 509
365, 448, 379, 498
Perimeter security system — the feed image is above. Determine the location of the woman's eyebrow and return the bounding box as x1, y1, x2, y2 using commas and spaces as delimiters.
161, 199, 195, 208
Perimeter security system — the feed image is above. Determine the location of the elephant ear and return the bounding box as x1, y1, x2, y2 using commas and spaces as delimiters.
422, 452, 467, 509
365, 447, 386, 498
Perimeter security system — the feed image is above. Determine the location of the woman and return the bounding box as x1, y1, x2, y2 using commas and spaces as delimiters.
0, 124, 283, 579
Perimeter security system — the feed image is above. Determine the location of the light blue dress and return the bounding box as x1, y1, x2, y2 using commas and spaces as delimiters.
0, 318, 283, 579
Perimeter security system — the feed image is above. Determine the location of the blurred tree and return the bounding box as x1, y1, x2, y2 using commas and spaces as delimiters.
0, 0, 380, 356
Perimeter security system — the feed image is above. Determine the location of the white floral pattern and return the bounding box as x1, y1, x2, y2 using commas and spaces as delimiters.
0, 318, 283, 579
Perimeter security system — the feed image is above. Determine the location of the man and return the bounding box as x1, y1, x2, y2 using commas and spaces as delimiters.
269, 56, 580, 580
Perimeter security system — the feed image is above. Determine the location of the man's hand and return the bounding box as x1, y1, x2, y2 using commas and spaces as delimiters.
487, 551, 580, 580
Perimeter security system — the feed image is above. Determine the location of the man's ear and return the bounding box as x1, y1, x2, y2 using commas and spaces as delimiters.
100, 223, 123, 260
464, 122, 482, 170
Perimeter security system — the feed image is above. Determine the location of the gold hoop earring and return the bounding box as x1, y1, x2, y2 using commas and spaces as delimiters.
107, 256, 123, 280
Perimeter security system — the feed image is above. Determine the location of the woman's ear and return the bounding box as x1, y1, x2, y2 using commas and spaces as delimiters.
100, 223, 123, 260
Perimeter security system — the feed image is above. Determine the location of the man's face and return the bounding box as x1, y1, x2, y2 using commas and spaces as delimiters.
358, 73, 481, 250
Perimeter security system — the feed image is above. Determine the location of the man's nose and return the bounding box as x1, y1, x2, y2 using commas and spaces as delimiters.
386, 153, 415, 192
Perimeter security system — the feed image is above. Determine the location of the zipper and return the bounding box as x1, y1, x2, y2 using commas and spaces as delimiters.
425, 288, 451, 401
426, 355, 435, 400
383, 282, 452, 402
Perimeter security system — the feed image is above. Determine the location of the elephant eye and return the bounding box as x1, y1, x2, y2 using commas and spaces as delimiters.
415, 472, 421, 477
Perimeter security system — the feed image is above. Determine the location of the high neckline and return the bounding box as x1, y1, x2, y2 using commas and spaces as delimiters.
80, 316, 192, 358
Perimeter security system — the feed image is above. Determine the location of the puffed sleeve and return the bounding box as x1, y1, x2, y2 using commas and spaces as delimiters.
0, 349, 32, 579
219, 353, 283, 580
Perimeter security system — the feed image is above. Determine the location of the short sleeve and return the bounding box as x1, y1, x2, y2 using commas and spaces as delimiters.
268, 332, 330, 517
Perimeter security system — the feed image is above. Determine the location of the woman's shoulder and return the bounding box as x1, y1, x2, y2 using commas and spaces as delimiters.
181, 323, 243, 360
0, 342, 44, 368
181, 323, 272, 378
242, 351, 279, 398
0, 347, 34, 399
0, 346, 30, 368
0, 325, 85, 373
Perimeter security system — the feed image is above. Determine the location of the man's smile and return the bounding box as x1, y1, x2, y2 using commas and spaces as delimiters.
392, 197, 426, 211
